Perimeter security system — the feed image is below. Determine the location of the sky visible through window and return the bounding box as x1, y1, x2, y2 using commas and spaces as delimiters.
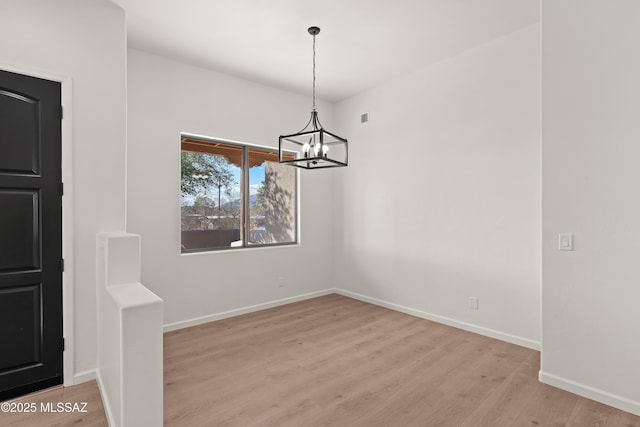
248, 162, 264, 199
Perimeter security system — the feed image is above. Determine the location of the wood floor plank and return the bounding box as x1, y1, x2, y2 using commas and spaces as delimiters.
0, 381, 107, 427
4, 293, 639, 426
566, 396, 640, 427
163, 294, 640, 427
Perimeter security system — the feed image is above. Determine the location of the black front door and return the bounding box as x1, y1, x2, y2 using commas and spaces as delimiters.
0, 69, 63, 401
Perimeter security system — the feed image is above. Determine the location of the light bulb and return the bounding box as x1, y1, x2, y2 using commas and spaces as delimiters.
322, 145, 329, 157
302, 143, 310, 158
314, 143, 321, 156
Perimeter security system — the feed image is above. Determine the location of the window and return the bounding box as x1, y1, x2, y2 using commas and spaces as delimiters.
180, 135, 297, 252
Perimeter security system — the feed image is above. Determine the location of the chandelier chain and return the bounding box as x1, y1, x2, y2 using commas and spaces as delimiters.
312, 32, 316, 111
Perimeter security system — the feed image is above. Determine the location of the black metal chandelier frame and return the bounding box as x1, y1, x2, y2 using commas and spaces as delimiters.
279, 26, 348, 169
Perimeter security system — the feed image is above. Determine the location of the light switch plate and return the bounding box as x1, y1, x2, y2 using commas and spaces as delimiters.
559, 234, 573, 251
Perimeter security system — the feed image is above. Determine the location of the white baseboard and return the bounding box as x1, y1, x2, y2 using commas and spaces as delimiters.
163, 288, 335, 332
75, 369, 116, 426
539, 371, 640, 416
95, 369, 117, 427
73, 369, 96, 385
336, 288, 541, 351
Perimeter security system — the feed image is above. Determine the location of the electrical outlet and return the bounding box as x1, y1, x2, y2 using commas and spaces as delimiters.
469, 297, 479, 310
278, 277, 285, 288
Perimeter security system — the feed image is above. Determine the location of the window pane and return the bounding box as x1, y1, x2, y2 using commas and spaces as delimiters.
181, 140, 243, 251
248, 149, 296, 245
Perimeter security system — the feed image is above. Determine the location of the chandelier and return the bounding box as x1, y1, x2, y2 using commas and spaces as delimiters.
279, 26, 348, 169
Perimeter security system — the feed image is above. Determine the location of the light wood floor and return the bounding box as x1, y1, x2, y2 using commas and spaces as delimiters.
0, 380, 107, 426
3, 294, 639, 426
163, 294, 640, 426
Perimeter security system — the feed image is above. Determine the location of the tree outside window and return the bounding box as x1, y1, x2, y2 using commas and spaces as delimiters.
180, 136, 297, 252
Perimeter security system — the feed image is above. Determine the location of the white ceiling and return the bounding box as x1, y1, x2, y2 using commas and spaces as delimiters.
114, 0, 539, 102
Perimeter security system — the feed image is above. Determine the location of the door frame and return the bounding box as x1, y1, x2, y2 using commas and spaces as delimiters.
0, 62, 75, 387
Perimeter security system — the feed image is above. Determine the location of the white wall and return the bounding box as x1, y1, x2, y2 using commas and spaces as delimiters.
0, 0, 127, 378
126, 49, 335, 328
333, 25, 541, 347
541, 0, 640, 415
